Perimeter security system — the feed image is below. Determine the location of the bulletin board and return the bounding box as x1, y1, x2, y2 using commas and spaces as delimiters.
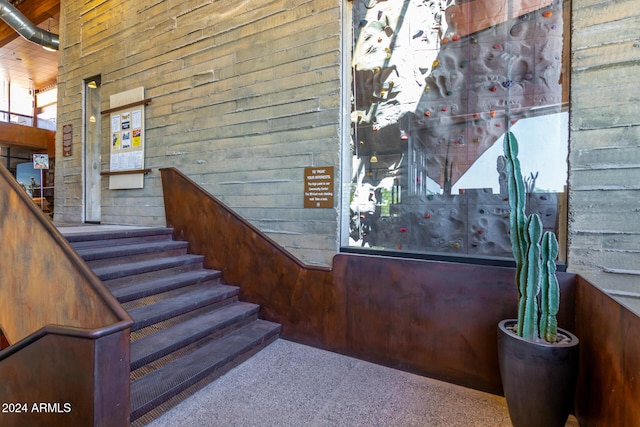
103, 87, 150, 189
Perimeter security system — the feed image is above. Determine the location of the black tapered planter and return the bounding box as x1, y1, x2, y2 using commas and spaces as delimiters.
497, 319, 579, 427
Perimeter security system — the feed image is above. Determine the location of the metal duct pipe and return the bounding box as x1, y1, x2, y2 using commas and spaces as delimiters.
0, 0, 59, 51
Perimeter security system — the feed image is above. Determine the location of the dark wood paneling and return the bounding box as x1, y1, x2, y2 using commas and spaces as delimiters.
0, 163, 132, 426
335, 253, 576, 394
94, 330, 131, 426
161, 168, 345, 351
160, 167, 577, 395
0, 331, 130, 426
162, 167, 640, 424
574, 276, 640, 427
0, 163, 129, 343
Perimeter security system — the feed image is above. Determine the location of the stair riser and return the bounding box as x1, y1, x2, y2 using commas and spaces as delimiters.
130, 329, 280, 422
64, 228, 174, 244
130, 311, 259, 371
101, 262, 205, 287
120, 280, 226, 311
114, 277, 222, 303
69, 234, 174, 250
85, 246, 189, 269
131, 295, 239, 332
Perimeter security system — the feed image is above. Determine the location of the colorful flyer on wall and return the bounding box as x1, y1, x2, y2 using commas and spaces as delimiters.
112, 133, 121, 150
132, 129, 142, 147
122, 112, 131, 130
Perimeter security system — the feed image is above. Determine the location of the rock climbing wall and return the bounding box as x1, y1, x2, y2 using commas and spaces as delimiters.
350, 0, 567, 257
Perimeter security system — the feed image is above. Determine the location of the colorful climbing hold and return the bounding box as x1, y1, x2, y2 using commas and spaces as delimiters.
446, 90, 453, 96
490, 110, 496, 118
477, 229, 483, 235
452, 35, 460, 42
432, 60, 439, 68
424, 86, 430, 93
442, 38, 449, 44
400, 227, 407, 233
413, 30, 424, 39
502, 80, 513, 88
453, 242, 461, 249
473, 113, 480, 119
490, 86, 498, 92
425, 213, 431, 219
542, 11, 553, 18
493, 44, 503, 50
441, 106, 448, 112
460, 60, 468, 68
424, 111, 431, 117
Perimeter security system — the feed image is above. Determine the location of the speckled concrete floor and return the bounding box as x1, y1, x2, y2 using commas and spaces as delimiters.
55, 225, 579, 426
144, 339, 579, 427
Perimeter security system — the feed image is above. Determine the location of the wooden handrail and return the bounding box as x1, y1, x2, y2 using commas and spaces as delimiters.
160, 167, 330, 273
0, 163, 132, 345
0, 163, 132, 425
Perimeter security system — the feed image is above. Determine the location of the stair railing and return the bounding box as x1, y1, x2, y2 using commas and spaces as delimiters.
0, 164, 133, 427
160, 167, 339, 347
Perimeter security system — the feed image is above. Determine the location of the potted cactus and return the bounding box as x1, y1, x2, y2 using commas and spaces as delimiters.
497, 132, 579, 427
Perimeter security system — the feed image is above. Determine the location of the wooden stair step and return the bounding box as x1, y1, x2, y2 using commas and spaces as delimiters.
130, 302, 260, 370
76, 240, 189, 262
128, 284, 239, 331
109, 269, 222, 303
130, 320, 281, 421
64, 227, 174, 245
92, 254, 205, 281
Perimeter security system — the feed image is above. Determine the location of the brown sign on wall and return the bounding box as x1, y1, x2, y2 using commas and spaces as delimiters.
304, 166, 334, 208
62, 124, 73, 157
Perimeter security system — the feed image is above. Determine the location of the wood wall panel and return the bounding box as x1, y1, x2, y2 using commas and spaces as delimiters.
574, 276, 640, 427
162, 166, 640, 425
0, 162, 124, 343
0, 330, 130, 427
161, 167, 577, 395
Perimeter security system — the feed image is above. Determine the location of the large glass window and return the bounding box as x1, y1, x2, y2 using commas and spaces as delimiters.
347, 0, 569, 261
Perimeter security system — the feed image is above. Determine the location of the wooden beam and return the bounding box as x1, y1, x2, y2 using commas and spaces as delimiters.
0, 0, 60, 48
0, 122, 55, 155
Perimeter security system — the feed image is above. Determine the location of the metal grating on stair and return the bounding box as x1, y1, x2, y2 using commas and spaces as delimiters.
64, 227, 282, 424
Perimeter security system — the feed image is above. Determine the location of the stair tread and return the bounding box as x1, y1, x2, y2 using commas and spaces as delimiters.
92, 254, 204, 281
63, 227, 174, 243
130, 320, 281, 418
130, 301, 259, 369
129, 284, 239, 331
76, 240, 188, 261
110, 269, 222, 302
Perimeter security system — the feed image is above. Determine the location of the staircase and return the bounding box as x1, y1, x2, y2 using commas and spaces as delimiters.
64, 227, 281, 425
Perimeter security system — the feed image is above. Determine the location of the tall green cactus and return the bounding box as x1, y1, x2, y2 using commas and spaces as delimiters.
504, 132, 560, 343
